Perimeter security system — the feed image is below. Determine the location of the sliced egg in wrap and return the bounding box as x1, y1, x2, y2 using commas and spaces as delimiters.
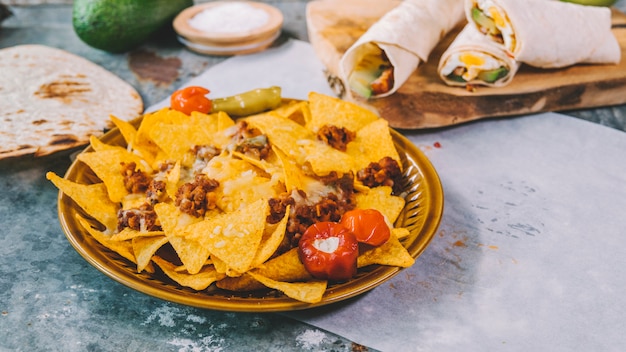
438, 24, 519, 88
465, 0, 620, 68
340, 0, 465, 99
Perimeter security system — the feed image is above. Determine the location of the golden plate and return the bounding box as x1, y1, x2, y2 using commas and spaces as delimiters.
57, 120, 443, 312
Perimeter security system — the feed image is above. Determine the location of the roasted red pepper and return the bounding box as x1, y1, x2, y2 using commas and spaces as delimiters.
340, 209, 390, 247
170, 86, 212, 115
298, 222, 359, 281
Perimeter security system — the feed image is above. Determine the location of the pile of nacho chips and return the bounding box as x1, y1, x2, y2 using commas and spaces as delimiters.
47, 91, 415, 304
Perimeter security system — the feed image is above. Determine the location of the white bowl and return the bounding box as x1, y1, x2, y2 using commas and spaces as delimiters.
173, 1, 283, 56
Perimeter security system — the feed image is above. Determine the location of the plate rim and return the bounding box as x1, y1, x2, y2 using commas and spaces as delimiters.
57, 118, 444, 312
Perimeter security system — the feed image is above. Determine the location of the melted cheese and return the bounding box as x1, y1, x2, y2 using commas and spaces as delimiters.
476, 0, 516, 52
442, 51, 503, 82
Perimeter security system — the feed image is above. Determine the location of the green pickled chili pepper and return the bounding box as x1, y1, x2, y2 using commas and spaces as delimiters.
211, 86, 282, 117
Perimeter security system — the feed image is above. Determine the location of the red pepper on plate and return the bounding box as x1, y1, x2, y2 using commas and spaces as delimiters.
340, 208, 391, 247
170, 86, 212, 115
298, 222, 359, 281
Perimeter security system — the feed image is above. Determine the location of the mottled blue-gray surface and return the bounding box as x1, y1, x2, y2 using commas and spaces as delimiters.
0, 151, 364, 352
2, 1, 626, 351
0, 2, 367, 351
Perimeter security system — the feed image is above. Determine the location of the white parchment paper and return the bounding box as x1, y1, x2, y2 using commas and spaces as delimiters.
287, 113, 626, 351
148, 39, 335, 111
148, 39, 626, 352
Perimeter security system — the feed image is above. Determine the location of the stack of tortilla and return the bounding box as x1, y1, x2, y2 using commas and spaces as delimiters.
0, 45, 143, 159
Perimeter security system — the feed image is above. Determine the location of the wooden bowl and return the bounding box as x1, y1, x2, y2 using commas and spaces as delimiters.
173, 1, 283, 56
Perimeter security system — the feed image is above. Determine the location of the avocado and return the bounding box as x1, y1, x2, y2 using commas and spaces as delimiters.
348, 70, 375, 99
347, 45, 391, 98
477, 67, 509, 83
446, 72, 467, 83
73, 0, 193, 53
471, 7, 498, 35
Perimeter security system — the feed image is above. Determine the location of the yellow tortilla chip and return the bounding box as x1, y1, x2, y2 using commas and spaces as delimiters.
270, 100, 310, 126
76, 149, 149, 203
306, 91, 378, 132
152, 256, 224, 290
149, 122, 212, 167
153, 202, 208, 274
120, 193, 148, 210
133, 235, 169, 273
392, 227, 410, 240
185, 199, 268, 274
256, 248, 312, 282
216, 272, 262, 291
165, 161, 181, 201
204, 156, 279, 212
357, 232, 415, 268
168, 236, 212, 275
89, 135, 123, 152
109, 227, 165, 241
188, 110, 236, 143
134, 108, 182, 161
231, 150, 282, 176
273, 146, 306, 192
109, 114, 138, 147
355, 186, 405, 223
134, 108, 167, 143
251, 205, 289, 268
247, 272, 327, 304
78, 216, 135, 264
215, 110, 236, 132
347, 119, 401, 172
301, 140, 354, 176
210, 254, 230, 275
245, 112, 314, 165
46, 172, 119, 231
217, 247, 313, 291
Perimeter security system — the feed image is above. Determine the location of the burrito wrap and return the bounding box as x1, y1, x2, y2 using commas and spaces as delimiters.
438, 24, 519, 87
341, 0, 465, 98
465, 0, 620, 68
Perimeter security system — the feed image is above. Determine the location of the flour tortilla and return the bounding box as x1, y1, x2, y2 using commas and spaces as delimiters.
465, 0, 620, 68
0, 44, 143, 159
438, 24, 519, 87
340, 0, 465, 98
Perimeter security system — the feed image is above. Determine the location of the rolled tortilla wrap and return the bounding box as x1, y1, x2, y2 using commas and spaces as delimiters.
438, 24, 519, 88
340, 0, 465, 99
465, 0, 620, 68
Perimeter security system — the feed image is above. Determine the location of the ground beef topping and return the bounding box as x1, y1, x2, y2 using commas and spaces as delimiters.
231, 121, 271, 160
316, 125, 355, 151
357, 156, 403, 194
175, 174, 220, 217
193, 144, 221, 162
117, 203, 160, 232
371, 66, 394, 96
146, 180, 166, 205
121, 162, 151, 194
268, 186, 356, 254
236, 134, 270, 160
319, 171, 355, 199
191, 145, 222, 173
267, 192, 296, 224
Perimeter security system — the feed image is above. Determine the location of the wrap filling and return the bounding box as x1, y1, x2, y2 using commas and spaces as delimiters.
471, 0, 516, 52
346, 43, 395, 98
441, 51, 509, 84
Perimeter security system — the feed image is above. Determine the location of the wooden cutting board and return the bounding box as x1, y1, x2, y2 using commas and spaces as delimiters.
306, 0, 626, 129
